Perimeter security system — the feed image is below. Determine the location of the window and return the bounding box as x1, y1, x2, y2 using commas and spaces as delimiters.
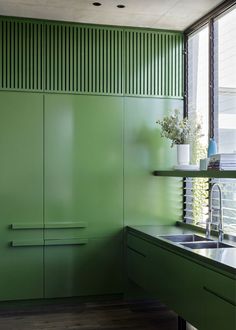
214, 8, 236, 153
185, 5, 236, 235
185, 26, 209, 225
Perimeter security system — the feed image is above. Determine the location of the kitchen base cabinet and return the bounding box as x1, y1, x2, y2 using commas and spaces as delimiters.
0, 92, 44, 301
126, 232, 236, 330
45, 237, 123, 298
127, 233, 204, 329
203, 268, 236, 330
203, 288, 236, 330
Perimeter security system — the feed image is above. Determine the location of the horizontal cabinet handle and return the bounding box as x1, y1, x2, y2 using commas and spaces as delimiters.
127, 246, 146, 257
203, 286, 236, 307
11, 238, 88, 247
11, 240, 44, 247
11, 222, 87, 230
45, 222, 87, 229
11, 224, 44, 230
44, 238, 88, 246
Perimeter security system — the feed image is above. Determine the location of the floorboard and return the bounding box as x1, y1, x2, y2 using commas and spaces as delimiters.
0, 298, 178, 330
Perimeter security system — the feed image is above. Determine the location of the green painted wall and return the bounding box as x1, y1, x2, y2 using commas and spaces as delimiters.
0, 16, 183, 300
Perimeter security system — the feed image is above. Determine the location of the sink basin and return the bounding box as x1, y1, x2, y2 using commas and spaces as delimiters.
181, 241, 235, 249
160, 234, 210, 243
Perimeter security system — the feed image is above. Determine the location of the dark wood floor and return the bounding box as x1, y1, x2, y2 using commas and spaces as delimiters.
0, 298, 178, 330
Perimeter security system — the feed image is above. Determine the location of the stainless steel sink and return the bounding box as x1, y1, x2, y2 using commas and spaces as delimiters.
160, 234, 210, 243
181, 241, 235, 249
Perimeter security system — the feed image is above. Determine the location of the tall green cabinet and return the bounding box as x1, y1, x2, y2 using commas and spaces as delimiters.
0, 92, 124, 301
0, 92, 44, 300
44, 94, 124, 297
0, 16, 183, 301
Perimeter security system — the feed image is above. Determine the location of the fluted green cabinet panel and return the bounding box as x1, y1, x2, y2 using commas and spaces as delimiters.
44, 24, 123, 94
0, 20, 44, 91
0, 17, 183, 98
0, 92, 44, 301
124, 31, 183, 97
124, 97, 183, 226
44, 94, 123, 239
44, 237, 123, 298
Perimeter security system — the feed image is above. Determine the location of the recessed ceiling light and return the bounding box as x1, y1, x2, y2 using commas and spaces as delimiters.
93, 2, 102, 6
117, 4, 125, 8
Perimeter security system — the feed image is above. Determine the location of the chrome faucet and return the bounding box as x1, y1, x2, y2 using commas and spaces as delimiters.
206, 183, 224, 242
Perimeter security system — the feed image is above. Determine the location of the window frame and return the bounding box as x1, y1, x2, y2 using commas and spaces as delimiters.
183, 1, 236, 231
184, 1, 236, 138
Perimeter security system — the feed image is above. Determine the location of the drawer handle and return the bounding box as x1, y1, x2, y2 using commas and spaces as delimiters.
11, 222, 87, 230
11, 240, 44, 247
11, 224, 43, 230
11, 239, 88, 247
45, 222, 87, 229
44, 238, 88, 246
127, 246, 146, 257
203, 286, 236, 307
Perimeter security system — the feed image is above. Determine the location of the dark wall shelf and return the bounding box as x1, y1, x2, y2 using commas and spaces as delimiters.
152, 170, 236, 178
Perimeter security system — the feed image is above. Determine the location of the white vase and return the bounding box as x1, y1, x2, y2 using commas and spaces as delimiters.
177, 144, 190, 165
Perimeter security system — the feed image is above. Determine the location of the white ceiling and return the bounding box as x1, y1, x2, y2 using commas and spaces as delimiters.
0, 0, 224, 31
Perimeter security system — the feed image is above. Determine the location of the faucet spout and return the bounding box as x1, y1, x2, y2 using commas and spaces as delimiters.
207, 182, 224, 242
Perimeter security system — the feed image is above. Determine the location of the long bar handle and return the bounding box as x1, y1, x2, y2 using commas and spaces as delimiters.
203, 286, 236, 307
11, 238, 88, 247
11, 222, 87, 230
44, 238, 88, 246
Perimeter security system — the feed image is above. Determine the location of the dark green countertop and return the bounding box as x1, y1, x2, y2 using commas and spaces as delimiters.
127, 224, 236, 278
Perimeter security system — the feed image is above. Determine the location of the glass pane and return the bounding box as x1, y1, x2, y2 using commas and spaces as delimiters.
214, 7, 236, 235
214, 7, 236, 152
186, 26, 209, 225
188, 25, 209, 159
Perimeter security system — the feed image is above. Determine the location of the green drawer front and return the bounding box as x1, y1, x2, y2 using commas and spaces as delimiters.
127, 246, 147, 288
204, 268, 236, 305
126, 234, 166, 299
127, 234, 154, 257
203, 287, 236, 330
126, 233, 205, 329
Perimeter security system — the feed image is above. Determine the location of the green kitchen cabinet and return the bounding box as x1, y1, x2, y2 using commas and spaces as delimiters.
44, 236, 123, 298
0, 92, 44, 301
203, 268, 236, 330
44, 94, 124, 298
127, 232, 206, 329
127, 233, 205, 328
44, 94, 123, 239
127, 231, 236, 330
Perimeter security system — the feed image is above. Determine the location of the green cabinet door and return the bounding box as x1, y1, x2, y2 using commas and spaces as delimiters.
44, 94, 123, 297
127, 233, 205, 329
0, 92, 44, 301
44, 236, 123, 298
44, 94, 123, 238
203, 268, 236, 330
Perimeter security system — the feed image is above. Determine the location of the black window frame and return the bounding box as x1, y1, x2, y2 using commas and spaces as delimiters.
183, 0, 236, 227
